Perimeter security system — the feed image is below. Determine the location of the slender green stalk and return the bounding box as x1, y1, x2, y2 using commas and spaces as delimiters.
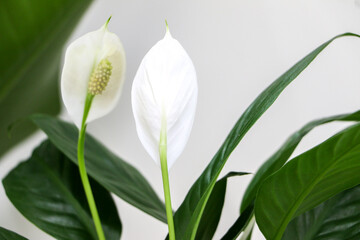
78, 93, 105, 240
159, 118, 175, 240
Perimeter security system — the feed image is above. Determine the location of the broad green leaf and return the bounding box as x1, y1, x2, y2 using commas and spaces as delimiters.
196, 172, 249, 240
282, 184, 360, 240
3, 140, 121, 240
241, 110, 360, 213
173, 32, 360, 240
220, 204, 254, 240
0, 0, 93, 157
255, 123, 360, 240
31, 114, 167, 222
237, 110, 360, 239
0, 227, 28, 240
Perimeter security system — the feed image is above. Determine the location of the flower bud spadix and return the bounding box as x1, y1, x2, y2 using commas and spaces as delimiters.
61, 18, 126, 128
88, 59, 113, 95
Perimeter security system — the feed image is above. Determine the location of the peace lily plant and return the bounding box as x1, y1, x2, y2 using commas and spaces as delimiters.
61, 17, 125, 240
2, 15, 360, 240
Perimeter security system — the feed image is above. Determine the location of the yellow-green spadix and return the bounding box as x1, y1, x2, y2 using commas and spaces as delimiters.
131, 25, 198, 169
61, 18, 126, 128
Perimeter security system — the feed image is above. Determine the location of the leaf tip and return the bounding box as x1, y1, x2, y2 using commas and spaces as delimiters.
105, 15, 112, 29
164, 19, 171, 37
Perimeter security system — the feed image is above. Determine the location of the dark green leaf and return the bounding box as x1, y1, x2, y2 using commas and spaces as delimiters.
220, 204, 254, 240
282, 184, 360, 240
31, 114, 167, 223
237, 111, 360, 239
173, 33, 360, 240
0, 226, 28, 240
241, 110, 360, 213
0, 0, 93, 157
255, 123, 360, 240
196, 172, 249, 240
3, 140, 121, 240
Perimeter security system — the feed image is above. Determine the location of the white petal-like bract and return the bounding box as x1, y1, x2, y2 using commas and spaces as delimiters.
61, 22, 126, 128
132, 29, 197, 169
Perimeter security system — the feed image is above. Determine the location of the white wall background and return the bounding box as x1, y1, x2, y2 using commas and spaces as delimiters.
1, 0, 360, 239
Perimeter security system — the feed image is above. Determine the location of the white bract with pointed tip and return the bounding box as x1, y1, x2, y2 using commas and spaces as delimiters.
61, 20, 126, 128
132, 27, 198, 169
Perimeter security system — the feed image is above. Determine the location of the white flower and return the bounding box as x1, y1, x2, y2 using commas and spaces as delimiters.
61, 18, 126, 128
131, 25, 197, 169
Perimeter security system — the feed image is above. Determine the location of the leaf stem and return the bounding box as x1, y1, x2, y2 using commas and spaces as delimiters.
78, 93, 106, 240
160, 118, 175, 240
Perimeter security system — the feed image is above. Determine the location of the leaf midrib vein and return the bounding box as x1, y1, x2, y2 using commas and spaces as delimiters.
273, 136, 360, 240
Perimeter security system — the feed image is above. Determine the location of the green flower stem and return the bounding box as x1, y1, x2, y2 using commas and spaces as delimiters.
78, 93, 106, 240
160, 119, 175, 240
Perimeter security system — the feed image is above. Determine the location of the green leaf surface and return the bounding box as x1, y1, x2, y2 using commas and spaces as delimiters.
3, 140, 121, 240
0, 227, 28, 240
255, 123, 360, 240
196, 172, 249, 240
0, 0, 92, 157
173, 32, 360, 240
237, 111, 360, 239
31, 114, 167, 222
282, 184, 360, 240
241, 110, 360, 213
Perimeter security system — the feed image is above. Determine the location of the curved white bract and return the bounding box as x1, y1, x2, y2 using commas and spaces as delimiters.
132, 28, 197, 169
61, 21, 126, 128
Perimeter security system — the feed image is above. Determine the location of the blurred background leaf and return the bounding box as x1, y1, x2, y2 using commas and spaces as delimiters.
3, 140, 122, 240
0, 0, 93, 157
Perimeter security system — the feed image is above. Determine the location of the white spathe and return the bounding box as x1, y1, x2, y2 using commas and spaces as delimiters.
132, 28, 198, 169
61, 22, 126, 128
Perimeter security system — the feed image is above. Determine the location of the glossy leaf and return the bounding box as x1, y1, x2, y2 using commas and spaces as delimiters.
241, 110, 360, 212
237, 110, 360, 239
0, 0, 93, 157
31, 114, 167, 222
255, 123, 360, 240
3, 140, 121, 240
173, 32, 360, 240
282, 184, 360, 240
0, 227, 28, 240
196, 172, 249, 240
